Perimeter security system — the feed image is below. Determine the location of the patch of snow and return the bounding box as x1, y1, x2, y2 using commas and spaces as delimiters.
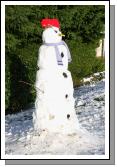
83, 76, 93, 83
82, 71, 105, 86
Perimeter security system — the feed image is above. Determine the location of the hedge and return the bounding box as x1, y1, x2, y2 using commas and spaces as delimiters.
5, 5, 105, 114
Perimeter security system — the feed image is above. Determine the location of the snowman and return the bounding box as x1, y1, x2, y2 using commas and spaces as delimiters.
33, 18, 79, 134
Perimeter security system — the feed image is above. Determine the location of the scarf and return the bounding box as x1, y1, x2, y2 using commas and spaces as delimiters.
43, 40, 72, 65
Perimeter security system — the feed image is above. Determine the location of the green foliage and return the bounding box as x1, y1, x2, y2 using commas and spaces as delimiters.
92, 57, 105, 73
5, 5, 105, 114
68, 40, 105, 86
5, 56, 11, 109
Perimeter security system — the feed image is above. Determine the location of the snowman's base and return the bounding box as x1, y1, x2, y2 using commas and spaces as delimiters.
33, 115, 80, 135
30, 126, 102, 155
34, 68, 79, 135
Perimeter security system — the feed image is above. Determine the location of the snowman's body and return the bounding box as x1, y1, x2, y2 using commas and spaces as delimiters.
33, 25, 79, 134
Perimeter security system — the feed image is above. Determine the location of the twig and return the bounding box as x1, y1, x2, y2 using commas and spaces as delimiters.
19, 80, 44, 93
19, 80, 34, 87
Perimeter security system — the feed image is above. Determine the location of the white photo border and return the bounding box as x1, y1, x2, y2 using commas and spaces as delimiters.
1, 1, 109, 160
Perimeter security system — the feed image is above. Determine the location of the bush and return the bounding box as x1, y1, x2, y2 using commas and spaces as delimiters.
68, 40, 105, 86
92, 57, 105, 73
5, 52, 36, 114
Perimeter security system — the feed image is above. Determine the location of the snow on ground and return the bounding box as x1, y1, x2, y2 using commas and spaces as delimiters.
5, 79, 105, 155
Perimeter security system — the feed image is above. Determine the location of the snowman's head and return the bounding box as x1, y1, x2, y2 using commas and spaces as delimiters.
42, 26, 64, 43
41, 19, 65, 43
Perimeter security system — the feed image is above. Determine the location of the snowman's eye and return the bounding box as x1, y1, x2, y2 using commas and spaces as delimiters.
54, 30, 58, 33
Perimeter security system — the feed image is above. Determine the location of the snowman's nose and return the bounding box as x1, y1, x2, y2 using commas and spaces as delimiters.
58, 33, 65, 37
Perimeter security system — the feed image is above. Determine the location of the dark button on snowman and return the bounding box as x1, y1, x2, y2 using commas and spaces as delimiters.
33, 18, 79, 134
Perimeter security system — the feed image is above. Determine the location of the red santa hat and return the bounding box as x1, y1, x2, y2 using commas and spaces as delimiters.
41, 18, 60, 29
